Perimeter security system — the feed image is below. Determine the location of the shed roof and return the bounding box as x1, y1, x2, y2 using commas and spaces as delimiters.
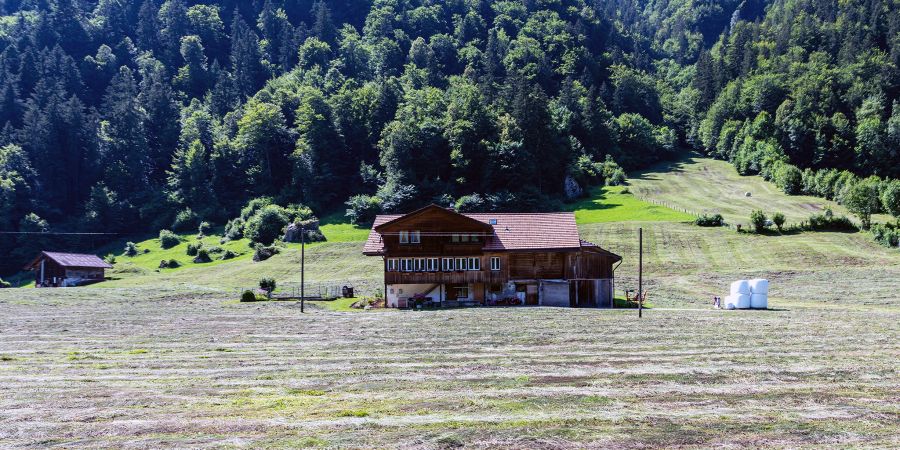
24, 252, 113, 270
363, 207, 589, 254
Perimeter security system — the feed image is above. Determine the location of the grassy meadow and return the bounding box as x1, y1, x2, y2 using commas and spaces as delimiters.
1, 155, 898, 448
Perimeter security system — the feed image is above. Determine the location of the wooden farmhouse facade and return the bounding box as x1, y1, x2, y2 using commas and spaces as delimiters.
363, 205, 622, 308
24, 252, 112, 288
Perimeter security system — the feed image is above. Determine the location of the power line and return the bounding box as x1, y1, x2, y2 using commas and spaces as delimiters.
0, 231, 120, 236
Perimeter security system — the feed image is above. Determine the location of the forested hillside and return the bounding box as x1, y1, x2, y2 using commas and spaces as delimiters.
1, 0, 899, 275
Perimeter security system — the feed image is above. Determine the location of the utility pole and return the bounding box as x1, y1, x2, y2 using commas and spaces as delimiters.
300, 225, 305, 313
638, 227, 643, 318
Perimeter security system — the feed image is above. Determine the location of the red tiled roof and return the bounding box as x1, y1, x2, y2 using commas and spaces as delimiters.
25, 252, 113, 270
363, 210, 585, 254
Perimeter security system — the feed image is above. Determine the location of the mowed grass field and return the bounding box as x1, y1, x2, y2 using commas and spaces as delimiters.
0, 289, 897, 447
1, 155, 898, 447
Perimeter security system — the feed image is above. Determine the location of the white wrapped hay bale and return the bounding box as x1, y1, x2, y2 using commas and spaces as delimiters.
724, 295, 738, 310
736, 294, 751, 309
749, 279, 769, 295
751, 293, 768, 309
730, 280, 751, 295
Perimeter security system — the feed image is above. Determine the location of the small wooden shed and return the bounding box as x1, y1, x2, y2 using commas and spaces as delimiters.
24, 252, 112, 287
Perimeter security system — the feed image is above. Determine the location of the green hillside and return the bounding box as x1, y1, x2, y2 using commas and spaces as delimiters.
73, 158, 899, 311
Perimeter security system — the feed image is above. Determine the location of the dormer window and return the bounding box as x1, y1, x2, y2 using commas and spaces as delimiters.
489, 219, 497, 225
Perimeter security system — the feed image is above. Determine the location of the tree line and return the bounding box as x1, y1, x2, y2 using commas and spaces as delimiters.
1, 0, 899, 274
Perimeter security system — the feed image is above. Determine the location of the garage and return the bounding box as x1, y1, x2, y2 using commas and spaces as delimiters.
540, 280, 570, 307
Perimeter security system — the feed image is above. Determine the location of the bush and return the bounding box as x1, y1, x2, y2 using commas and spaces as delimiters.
259, 277, 276, 299
0, 278, 11, 288
252, 244, 280, 262
240, 290, 257, 302
124, 242, 138, 257
844, 178, 882, 229
803, 213, 857, 232
344, 195, 381, 225
220, 250, 237, 260
695, 213, 724, 227
881, 180, 900, 219
750, 210, 768, 232
772, 212, 786, 231
171, 208, 199, 232
198, 221, 212, 236
104, 254, 116, 264
244, 205, 290, 245
193, 248, 211, 263
159, 229, 180, 249
455, 194, 488, 213
870, 222, 900, 248
159, 259, 180, 269
774, 163, 802, 195
224, 218, 244, 240
186, 242, 202, 256
207, 246, 223, 254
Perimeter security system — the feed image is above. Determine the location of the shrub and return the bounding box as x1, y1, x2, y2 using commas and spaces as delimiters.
750, 210, 768, 232
171, 208, 199, 232
252, 244, 279, 262
606, 168, 626, 186
870, 222, 900, 248
207, 246, 223, 254
881, 180, 900, 219
198, 221, 212, 236
455, 194, 488, 213
259, 277, 276, 299
193, 248, 211, 263
186, 242, 202, 256
345, 194, 384, 225
774, 163, 802, 195
844, 178, 882, 229
159, 259, 180, 269
695, 213, 724, 227
0, 278, 11, 288
244, 205, 290, 245
104, 254, 116, 264
240, 290, 257, 302
220, 250, 237, 260
159, 229, 180, 249
772, 212, 786, 231
804, 213, 857, 232
124, 242, 138, 257
224, 218, 244, 240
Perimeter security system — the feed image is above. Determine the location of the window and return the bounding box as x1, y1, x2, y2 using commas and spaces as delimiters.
455, 286, 469, 299
455, 257, 467, 271
399, 231, 409, 244
428, 258, 439, 271
490, 257, 501, 271
471, 234, 480, 242
416, 258, 426, 271
451, 234, 460, 243
410, 230, 421, 243
489, 219, 497, 225
468, 257, 481, 271
387, 259, 397, 272
401, 258, 413, 272
442, 257, 453, 271
460, 234, 470, 242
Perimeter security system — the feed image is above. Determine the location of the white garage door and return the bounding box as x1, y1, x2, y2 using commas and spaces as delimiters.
541, 282, 570, 307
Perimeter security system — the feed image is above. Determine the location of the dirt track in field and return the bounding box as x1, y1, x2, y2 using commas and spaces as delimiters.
1, 289, 898, 448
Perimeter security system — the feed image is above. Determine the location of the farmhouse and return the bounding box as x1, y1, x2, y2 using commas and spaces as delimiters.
363, 204, 622, 308
24, 252, 112, 288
